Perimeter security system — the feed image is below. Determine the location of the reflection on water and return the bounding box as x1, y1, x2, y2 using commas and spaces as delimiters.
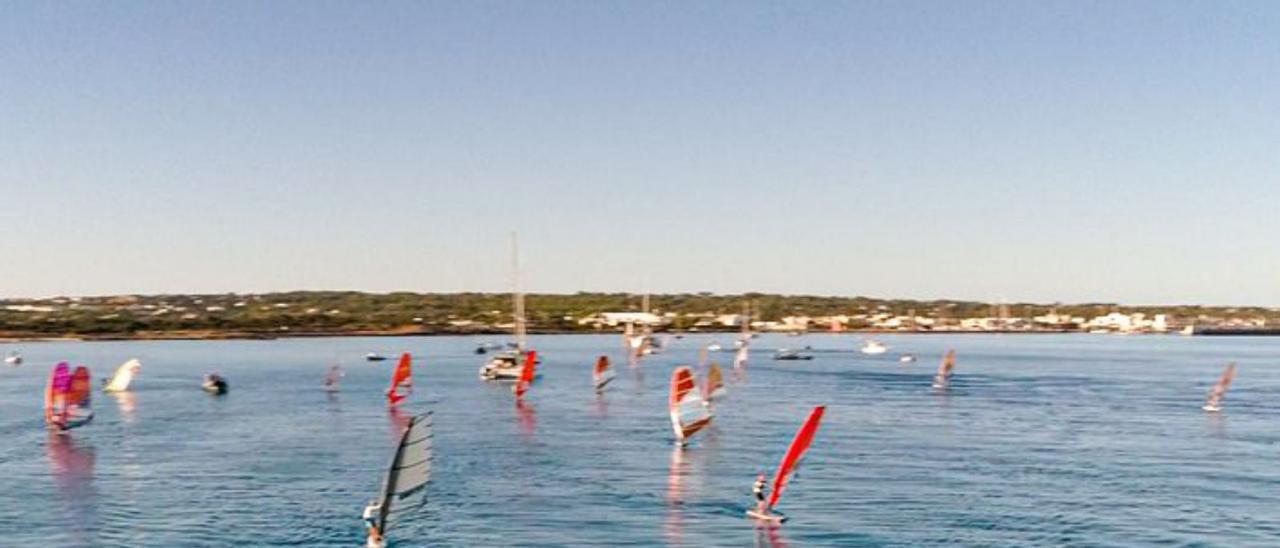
752, 524, 790, 548
46, 433, 97, 545
388, 406, 410, 440
515, 399, 536, 439
109, 392, 136, 423
664, 444, 689, 545
1205, 411, 1227, 440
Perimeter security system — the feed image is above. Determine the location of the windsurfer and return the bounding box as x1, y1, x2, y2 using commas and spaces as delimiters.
752, 473, 769, 513
362, 500, 380, 530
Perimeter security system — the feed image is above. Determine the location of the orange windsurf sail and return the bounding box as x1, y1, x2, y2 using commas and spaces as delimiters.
933, 350, 955, 388
386, 353, 413, 405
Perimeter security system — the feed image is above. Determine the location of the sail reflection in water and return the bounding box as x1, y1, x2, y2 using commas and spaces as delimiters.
46, 434, 98, 545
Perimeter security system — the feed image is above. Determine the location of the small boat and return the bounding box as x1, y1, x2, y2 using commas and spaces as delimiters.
480, 350, 540, 381
773, 349, 813, 361
4, 351, 21, 366
386, 353, 413, 405
324, 364, 344, 392
474, 342, 503, 355
592, 355, 615, 392
746, 406, 826, 524
1202, 362, 1237, 412
860, 340, 888, 355
898, 354, 917, 364
931, 350, 955, 389
703, 362, 726, 401
786, 331, 805, 337
45, 363, 94, 431
366, 353, 388, 362
202, 373, 229, 395
102, 359, 141, 392
513, 351, 537, 399
362, 412, 433, 548
669, 366, 713, 444
706, 342, 723, 353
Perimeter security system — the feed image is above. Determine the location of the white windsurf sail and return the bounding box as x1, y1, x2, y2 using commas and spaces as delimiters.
375, 412, 433, 536
103, 359, 141, 393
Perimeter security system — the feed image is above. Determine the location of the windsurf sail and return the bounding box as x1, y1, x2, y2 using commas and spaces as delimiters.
386, 353, 413, 405
374, 412, 433, 537
103, 359, 141, 392
669, 366, 713, 442
47, 364, 93, 430
733, 346, 749, 370
932, 350, 955, 388
704, 362, 725, 401
766, 405, 826, 511
1204, 362, 1237, 410
593, 355, 615, 391
45, 362, 71, 426
324, 364, 344, 391
514, 350, 537, 399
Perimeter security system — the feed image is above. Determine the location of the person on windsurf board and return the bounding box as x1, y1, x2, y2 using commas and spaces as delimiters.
752, 473, 769, 514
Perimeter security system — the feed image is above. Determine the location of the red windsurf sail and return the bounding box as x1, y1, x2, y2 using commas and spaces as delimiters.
593, 355, 614, 391
767, 405, 826, 510
45, 362, 70, 425
386, 353, 413, 405
669, 366, 712, 441
514, 350, 537, 399
933, 350, 955, 388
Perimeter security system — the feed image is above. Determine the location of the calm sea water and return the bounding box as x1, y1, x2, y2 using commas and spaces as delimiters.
2, 334, 1278, 547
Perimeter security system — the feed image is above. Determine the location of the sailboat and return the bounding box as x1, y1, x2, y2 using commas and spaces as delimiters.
480, 233, 536, 381
45, 363, 94, 431
703, 362, 726, 402
102, 359, 141, 392
364, 412, 433, 548
669, 366, 713, 444
386, 353, 413, 405
746, 405, 826, 524
860, 339, 888, 355
592, 355, 615, 392
513, 351, 537, 399
1202, 362, 1237, 412
323, 364, 344, 392
932, 350, 955, 389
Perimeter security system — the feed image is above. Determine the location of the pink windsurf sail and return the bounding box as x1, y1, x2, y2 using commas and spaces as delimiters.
1204, 362, 1237, 411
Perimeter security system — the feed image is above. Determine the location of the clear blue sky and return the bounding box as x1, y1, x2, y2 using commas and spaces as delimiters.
2, 2, 1278, 305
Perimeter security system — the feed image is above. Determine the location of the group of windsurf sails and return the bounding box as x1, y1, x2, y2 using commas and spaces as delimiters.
669, 366, 713, 444
45, 362, 94, 432
365, 412, 433, 548
747, 405, 826, 524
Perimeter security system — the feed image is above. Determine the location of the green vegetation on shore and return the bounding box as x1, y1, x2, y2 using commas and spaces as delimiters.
1, 291, 1275, 340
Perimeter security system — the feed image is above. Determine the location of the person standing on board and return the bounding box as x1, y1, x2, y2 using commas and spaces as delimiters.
752, 473, 769, 513
362, 500, 383, 546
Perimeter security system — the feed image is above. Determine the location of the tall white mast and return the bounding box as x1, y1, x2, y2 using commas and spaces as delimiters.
511, 232, 526, 350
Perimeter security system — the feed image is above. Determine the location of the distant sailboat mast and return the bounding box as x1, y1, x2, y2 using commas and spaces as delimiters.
511, 232, 527, 352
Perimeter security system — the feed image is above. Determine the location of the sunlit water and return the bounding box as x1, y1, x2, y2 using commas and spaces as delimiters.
2, 334, 1279, 547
